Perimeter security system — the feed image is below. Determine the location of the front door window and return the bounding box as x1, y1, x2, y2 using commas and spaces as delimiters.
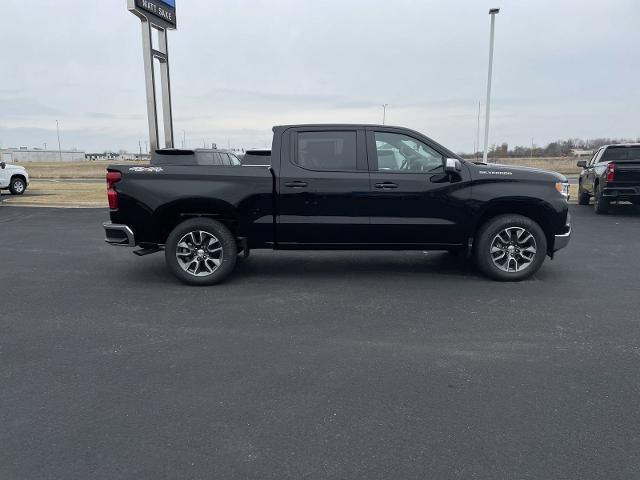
374, 132, 443, 173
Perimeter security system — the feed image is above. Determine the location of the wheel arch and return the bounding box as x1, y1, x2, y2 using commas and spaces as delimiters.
153, 198, 241, 244
473, 200, 556, 251
10, 173, 27, 184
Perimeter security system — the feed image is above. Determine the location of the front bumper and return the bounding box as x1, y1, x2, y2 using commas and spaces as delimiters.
104, 222, 135, 247
553, 227, 571, 252
553, 214, 571, 253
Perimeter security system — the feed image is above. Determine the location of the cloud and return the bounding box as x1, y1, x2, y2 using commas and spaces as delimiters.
1, 0, 639, 152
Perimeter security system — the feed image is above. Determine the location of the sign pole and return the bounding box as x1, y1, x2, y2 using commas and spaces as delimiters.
158, 31, 175, 148
128, 0, 177, 152
140, 17, 160, 151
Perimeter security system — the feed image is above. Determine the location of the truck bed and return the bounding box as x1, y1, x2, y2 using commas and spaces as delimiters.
107, 164, 275, 247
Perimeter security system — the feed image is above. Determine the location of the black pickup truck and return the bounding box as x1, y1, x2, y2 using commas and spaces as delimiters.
577, 144, 640, 213
104, 124, 571, 284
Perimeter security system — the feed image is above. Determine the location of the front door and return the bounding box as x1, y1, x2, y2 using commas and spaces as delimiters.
277, 128, 370, 245
365, 129, 472, 246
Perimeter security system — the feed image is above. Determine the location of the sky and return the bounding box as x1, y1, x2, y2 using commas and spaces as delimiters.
1, 0, 639, 153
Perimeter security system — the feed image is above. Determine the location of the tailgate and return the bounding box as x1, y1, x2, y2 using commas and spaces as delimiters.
613, 161, 640, 184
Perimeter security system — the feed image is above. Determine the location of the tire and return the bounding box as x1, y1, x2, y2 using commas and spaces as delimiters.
9, 177, 26, 195
593, 184, 609, 215
577, 182, 590, 205
164, 218, 237, 286
475, 214, 548, 282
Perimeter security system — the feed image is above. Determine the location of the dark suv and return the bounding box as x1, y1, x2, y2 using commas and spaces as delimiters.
577, 144, 640, 213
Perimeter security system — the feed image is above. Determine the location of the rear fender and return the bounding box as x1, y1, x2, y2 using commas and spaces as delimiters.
153, 198, 240, 244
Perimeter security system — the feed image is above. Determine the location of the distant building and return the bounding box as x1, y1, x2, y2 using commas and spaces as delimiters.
571, 149, 593, 157
0, 148, 86, 163
85, 153, 150, 162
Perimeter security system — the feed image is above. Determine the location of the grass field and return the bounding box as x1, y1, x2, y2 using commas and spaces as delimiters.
1, 180, 107, 208
20, 161, 146, 179
486, 157, 582, 175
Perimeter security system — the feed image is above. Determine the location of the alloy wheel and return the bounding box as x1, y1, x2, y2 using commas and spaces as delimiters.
175, 230, 223, 277
490, 226, 538, 273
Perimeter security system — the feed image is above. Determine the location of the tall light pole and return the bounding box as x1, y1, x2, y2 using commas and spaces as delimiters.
382, 104, 389, 125
476, 100, 481, 161
482, 8, 500, 164
56, 120, 62, 162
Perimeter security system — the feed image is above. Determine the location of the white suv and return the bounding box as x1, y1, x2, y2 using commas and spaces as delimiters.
0, 161, 29, 195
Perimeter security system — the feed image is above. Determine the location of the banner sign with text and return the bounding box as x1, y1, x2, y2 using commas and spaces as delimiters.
134, 0, 176, 27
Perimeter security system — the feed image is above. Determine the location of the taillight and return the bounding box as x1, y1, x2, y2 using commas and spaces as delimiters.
106, 171, 122, 210
606, 163, 615, 182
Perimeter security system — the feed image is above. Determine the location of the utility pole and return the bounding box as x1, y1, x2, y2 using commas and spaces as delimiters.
482, 8, 500, 164
382, 104, 389, 125
44, 142, 47, 150
56, 120, 62, 162
182, 130, 186, 148
139, 140, 142, 155
531, 137, 535, 158
476, 101, 481, 162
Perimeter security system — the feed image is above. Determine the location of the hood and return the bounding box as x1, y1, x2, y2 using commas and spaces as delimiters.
472, 162, 567, 182
4, 163, 27, 172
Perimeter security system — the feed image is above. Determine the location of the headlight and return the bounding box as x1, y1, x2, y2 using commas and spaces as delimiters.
555, 181, 570, 199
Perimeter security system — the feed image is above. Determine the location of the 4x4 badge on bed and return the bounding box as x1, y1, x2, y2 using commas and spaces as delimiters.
129, 166, 163, 172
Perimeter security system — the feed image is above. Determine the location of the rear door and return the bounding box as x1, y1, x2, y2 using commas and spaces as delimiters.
365, 129, 472, 246
277, 128, 370, 244
584, 148, 602, 194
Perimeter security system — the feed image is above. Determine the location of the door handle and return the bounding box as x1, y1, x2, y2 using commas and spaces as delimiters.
374, 182, 398, 189
285, 181, 308, 188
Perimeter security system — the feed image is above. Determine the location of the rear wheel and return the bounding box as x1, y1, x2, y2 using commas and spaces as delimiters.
577, 182, 590, 205
475, 215, 547, 282
165, 218, 237, 285
9, 177, 26, 195
593, 184, 610, 214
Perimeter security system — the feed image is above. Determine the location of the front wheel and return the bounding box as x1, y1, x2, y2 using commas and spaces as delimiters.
577, 182, 590, 205
165, 218, 237, 285
475, 215, 548, 282
9, 177, 26, 195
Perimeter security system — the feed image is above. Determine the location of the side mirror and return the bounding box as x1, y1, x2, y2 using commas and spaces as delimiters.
576, 160, 587, 168
445, 158, 462, 173
0, 162, 5, 169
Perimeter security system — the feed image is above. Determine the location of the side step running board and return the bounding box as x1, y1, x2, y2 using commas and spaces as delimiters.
133, 247, 162, 257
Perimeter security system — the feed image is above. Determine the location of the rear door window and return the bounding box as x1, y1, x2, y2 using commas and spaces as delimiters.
295, 131, 357, 171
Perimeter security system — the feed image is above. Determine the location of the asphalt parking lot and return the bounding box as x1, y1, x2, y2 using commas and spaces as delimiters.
1, 205, 640, 479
